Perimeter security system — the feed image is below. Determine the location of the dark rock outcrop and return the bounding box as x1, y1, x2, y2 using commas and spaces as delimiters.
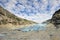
51, 9, 60, 29
42, 9, 60, 29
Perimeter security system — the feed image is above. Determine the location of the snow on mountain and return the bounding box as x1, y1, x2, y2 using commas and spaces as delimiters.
0, 0, 60, 23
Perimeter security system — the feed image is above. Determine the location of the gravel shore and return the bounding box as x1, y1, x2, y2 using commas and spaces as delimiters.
0, 23, 60, 40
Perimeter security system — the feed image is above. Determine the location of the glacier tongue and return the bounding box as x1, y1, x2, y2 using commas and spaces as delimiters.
15, 23, 47, 32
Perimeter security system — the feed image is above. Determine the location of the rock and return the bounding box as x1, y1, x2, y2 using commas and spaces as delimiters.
51, 9, 60, 29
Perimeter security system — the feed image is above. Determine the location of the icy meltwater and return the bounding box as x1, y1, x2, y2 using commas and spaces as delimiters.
16, 23, 47, 32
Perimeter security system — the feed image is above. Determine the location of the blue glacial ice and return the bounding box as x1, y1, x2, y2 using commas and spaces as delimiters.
16, 23, 47, 32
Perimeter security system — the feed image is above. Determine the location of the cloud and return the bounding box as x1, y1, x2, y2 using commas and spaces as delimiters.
0, 0, 60, 23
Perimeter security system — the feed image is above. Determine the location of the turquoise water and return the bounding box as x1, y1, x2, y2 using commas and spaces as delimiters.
16, 23, 47, 32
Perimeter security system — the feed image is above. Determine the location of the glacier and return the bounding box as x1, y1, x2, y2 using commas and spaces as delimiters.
0, 0, 60, 23
15, 23, 47, 32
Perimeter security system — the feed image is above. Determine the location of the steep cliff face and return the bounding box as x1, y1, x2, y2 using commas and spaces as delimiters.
43, 9, 60, 28
51, 9, 60, 28
42, 9, 60, 29
0, 6, 36, 29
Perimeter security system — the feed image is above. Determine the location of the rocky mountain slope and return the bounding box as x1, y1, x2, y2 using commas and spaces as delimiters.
45, 9, 60, 40
43, 9, 60, 29
51, 9, 60, 29
0, 6, 36, 29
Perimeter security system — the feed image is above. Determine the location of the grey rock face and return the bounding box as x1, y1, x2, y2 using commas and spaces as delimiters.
51, 9, 60, 29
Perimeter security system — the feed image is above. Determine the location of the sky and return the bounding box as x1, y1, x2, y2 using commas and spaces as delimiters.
0, 0, 60, 23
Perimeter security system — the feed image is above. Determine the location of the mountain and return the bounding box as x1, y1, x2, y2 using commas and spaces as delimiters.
0, 6, 36, 29
51, 9, 60, 29
42, 9, 60, 29
42, 9, 60, 40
